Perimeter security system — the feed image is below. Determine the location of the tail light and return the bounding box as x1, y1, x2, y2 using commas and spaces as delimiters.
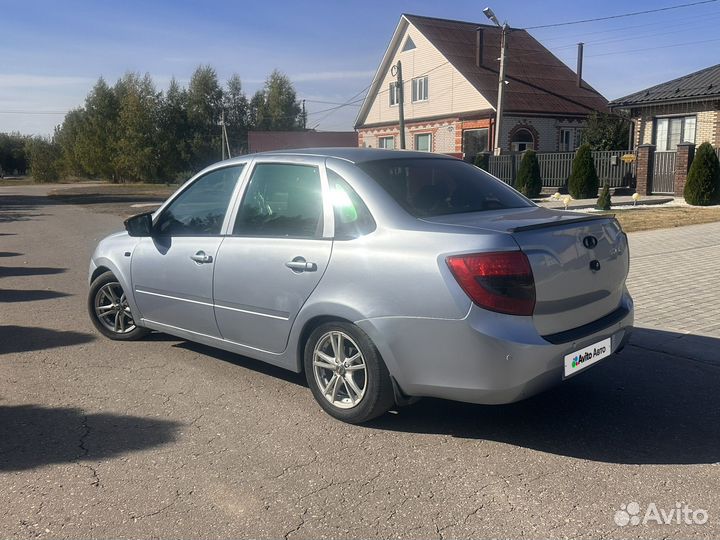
446, 251, 536, 316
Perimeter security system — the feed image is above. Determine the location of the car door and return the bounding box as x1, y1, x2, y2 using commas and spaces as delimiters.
213, 157, 333, 353
131, 164, 246, 338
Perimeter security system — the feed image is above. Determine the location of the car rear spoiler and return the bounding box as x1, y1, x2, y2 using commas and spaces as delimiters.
508, 214, 616, 233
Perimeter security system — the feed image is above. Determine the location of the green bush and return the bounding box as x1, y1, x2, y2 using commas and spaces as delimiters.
684, 142, 720, 206
515, 150, 542, 198
25, 137, 61, 183
568, 143, 599, 199
474, 152, 489, 171
596, 184, 611, 210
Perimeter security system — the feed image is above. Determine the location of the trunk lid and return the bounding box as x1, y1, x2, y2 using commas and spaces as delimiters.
424, 207, 630, 336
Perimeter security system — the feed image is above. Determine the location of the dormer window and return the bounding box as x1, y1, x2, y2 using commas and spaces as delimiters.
389, 82, 400, 106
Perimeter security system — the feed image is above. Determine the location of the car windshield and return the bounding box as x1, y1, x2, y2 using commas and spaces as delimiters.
357, 158, 533, 218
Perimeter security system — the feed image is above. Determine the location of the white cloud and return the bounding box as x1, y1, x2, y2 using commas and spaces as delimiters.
289, 70, 375, 82
0, 74, 94, 88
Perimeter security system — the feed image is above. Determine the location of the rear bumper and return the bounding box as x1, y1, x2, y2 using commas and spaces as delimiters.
356, 293, 634, 405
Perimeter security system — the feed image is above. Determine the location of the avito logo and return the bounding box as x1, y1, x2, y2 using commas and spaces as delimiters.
571, 345, 607, 369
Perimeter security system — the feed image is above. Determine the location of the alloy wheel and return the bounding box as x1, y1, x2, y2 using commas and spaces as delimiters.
94, 282, 136, 334
312, 330, 367, 409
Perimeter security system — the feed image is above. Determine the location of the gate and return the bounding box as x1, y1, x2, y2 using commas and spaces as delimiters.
652, 151, 676, 194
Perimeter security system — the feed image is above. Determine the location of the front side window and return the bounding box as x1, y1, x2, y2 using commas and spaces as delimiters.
655, 116, 696, 151
415, 133, 432, 152
328, 170, 376, 239
378, 136, 395, 149
412, 76, 428, 102
154, 165, 244, 236
233, 163, 323, 238
358, 158, 533, 218
389, 82, 399, 106
510, 128, 534, 152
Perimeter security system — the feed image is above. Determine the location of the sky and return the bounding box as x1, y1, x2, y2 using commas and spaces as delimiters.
2, 0, 720, 136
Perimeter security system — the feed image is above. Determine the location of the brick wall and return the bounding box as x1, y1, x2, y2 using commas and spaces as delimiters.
632, 102, 719, 147
358, 119, 458, 152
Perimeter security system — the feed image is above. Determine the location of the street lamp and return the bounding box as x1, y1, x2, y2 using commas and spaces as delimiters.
484, 6, 508, 155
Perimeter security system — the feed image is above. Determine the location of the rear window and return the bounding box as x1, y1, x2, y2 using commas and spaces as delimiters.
357, 158, 533, 217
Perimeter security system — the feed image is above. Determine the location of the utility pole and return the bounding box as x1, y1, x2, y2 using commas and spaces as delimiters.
483, 7, 508, 155
391, 60, 406, 149
493, 23, 508, 156
220, 110, 231, 160
221, 110, 225, 160
301, 99, 307, 130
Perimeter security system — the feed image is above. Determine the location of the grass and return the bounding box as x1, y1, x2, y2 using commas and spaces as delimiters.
602, 206, 720, 233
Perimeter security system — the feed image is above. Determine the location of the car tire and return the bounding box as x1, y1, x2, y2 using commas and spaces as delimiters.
88, 271, 149, 341
304, 322, 394, 423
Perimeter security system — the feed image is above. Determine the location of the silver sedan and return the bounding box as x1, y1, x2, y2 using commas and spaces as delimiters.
88, 148, 633, 423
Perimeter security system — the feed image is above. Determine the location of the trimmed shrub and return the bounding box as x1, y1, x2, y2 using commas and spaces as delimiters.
515, 150, 542, 198
684, 142, 720, 206
474, 152, 489, 171
596, 184, 612, 210
568, 143, 599, 199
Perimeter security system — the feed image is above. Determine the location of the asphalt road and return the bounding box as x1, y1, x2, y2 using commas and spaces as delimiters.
1, 183, 719, 539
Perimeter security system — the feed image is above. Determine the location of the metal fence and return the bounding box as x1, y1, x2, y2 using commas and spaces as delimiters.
487, 150, 635, 189
652, 151, 676, 194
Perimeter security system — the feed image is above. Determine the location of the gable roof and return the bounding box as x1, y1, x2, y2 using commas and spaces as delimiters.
609, 63, 720, 109
356, 14, 608, 127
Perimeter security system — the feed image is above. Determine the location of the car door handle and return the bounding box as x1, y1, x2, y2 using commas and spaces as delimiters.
285, 257, 317, 273
190, 251, 213, 264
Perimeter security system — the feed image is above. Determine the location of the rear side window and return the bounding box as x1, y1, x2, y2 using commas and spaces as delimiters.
357, 158, 533, 218
328, 169, 375, 239
233, 163, 323, 238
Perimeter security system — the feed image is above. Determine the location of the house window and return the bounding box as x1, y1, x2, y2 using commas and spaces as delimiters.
378, 136, 395, 149
574, 128, 584, 149
402, 36, 416, 52
463, 128, 489, 157
412, 76, 428, 102
510, 128, 534, 152
559, 128, 573, 151
389, 82, 399, 107
414, 133, 432, 152
655, 116, 696, 151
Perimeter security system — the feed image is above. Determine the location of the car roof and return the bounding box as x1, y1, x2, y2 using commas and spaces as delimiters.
224, 147, 457, 164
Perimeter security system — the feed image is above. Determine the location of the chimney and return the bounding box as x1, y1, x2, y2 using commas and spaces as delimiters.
476, 28, 484, 68
576, 42, 584, 88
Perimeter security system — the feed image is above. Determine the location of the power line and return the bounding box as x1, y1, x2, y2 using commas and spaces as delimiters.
525, 0, 718, 29
586, 36, 720, 57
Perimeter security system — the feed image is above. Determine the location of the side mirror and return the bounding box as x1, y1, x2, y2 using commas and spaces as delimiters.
124, 212, 153, 237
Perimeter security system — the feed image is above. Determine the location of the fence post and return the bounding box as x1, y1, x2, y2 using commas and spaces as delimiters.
635, 144, 655, 195
674, 142, 695, 198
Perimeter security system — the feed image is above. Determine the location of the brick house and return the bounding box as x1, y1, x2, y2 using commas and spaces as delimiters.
609, 63, 720, 151
355, 14, 608, 157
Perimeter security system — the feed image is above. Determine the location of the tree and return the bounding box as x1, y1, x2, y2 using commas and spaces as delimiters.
113, 73, 160, 182
515, 150, 542, 198
596, 184, 612, 210
568, 144, 599, 199
54, 109, 87, 178
76, 77, 120, 180
186, 65, 223, 169
684, 142, 720, 206
157, 77, 191, 180
259, 70, 301, 130
581, 112, 630, 151
0, 133, 29, 175
223, 74, 249, 155
25, 137, 61, 182
248, 90, 267, 130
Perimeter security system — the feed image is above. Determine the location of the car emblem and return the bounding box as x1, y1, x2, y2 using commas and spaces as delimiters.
583, 235, 598, 249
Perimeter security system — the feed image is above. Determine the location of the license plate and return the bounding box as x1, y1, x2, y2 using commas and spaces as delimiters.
564, 337, 612, 378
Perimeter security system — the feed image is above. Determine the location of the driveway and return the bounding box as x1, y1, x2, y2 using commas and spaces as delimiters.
1, 184, 719, 539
